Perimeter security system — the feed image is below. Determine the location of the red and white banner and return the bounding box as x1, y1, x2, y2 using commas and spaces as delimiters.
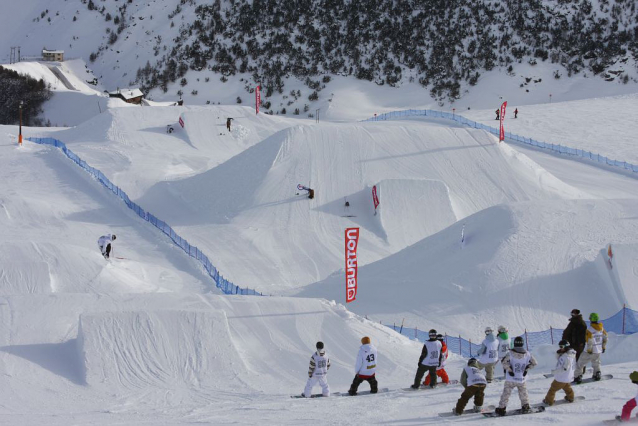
499, 101, 507, 142
345, 228, 360, 303
255, 85, 261, 115
372, 185, 379, 210
178, 116, 185, 128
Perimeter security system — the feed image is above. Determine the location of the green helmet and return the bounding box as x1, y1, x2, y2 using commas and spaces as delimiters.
630, 371, 638, 384
589, 313, 599, 322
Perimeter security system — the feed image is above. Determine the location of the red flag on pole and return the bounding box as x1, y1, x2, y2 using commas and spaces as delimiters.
345, 228, 360, 303
372, 185, 379, 210
255, 85, 261, 115
499, 101, 507, 142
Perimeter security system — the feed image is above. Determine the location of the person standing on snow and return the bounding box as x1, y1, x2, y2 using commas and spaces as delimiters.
574, 312, 607, 383
619, 371, 638, 421
97, 234, 116, 259
496, 325, 512, 374
348, 336, 378, 395
303, 341, 331, 398
495, 336, 537, 416
543, 340, 576, 406
562, 309, 587, 362
514, 108, 519, 119
226, 117, 233, 132
411, 329, 443, 389
424, 334, 449, 386
454, 357, 487, 415
495, 109, 500, 120
477, 327, 499, 383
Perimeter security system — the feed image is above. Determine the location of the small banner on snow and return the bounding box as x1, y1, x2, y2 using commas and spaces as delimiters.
372, 185, 379, 210
179, 116, 185, 128
345, 228, 360, 303
499, 101, 507, 142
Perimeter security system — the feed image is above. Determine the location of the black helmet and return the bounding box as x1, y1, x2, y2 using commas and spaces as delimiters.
111, 234, 116, 240
436, 334, 443, 341
316, 341, 324, 350
513, 336, 524, 348
468, 357, 478, 367
428, 329, 437, 338
558, 340, 570, 349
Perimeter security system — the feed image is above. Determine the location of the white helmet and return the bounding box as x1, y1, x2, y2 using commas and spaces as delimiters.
498, 325, 507, 333
485, 327, 494, 334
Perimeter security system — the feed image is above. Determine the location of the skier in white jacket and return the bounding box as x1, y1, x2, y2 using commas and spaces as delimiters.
303, 341, 331, 398
348, 336, 378, 395
477, 327, 499, 382
97, 234, 116, 259
542, 340, 576, 406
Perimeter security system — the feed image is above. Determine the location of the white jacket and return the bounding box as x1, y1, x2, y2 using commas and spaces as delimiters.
98, 234, 115, 248
355, 343, 377, 376
551, 349, 576, 383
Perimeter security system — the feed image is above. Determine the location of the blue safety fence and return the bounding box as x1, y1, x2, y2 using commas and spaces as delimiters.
387, 306, 638, 357
28, 137, 263, 297
364, 109, 638, 174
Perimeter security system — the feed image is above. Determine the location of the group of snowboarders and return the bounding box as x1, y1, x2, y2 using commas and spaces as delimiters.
301, 309, 636, 421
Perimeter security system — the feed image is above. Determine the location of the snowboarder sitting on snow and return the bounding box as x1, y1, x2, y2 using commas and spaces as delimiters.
477, 326, 499, 383
411, 329, 443, 389
543, 340, 576, 406
620, 371, 638, 421
495, 336, 537, 416
348, 336, 378, 396
454, 357, 487, 415
226, 117, 233, 132
424, 334, 449, 386
574, 312, 607, 384
97, 234, 116, 259
303, 341, 331, 398
562, 309, 587, 362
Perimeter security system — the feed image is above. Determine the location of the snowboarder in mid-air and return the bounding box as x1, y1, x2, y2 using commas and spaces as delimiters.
97, 234, 116, 259
454, 357, 487, 415
348, 336, 378, 395
495, 336, 537, 416
303, 341, 331, 398
411, 329, 443, 389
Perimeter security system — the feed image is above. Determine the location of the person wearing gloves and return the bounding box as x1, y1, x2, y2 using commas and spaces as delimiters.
543, 340, 576, 405
348, 336, 378, 396
424, 334, 449, 386
495, 336, 537, 416
411, 329, 443, 389
454, 357, 487, 415
562, 309, 587, 361
574, 312, 608, 384
97, 234, 116, 259
303, 341, 331, 398
477, 326, 499, 383
619, 371, 638, 421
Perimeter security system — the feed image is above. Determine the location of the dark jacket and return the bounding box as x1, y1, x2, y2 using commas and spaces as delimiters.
562, 314, 587, 348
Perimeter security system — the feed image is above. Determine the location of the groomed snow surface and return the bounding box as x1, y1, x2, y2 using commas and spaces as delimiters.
1, 89, 638, 424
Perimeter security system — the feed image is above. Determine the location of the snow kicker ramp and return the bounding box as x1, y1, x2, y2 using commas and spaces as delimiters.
299, 198, 638, 335
604, 243, 638, 310
134, 120, 588, 292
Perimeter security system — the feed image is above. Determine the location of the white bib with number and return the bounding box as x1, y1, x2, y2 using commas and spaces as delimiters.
421, 340, 442, 367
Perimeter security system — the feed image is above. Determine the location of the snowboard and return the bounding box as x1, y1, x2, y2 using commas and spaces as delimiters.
545, 368, 592, 379
537, 395, 585, 407
403, 380, 459, 391
335, 387, 390, 396
573, 374, 613, 384
439, 405, 496, 417
291, 393, 327, 399
603, 416, 638, 424
483, 406, 545, 418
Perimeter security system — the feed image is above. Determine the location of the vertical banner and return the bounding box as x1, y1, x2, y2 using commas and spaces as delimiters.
607, 243, 613, 269
178, 116, 185, 128
255, 85, 261, 115
499, 101, 507, 142
372, 185, 379, 213
345, 228, 360, 303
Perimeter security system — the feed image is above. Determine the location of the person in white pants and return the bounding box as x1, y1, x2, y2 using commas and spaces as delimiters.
303, 341, 331, 397
495, 336, 537, 416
